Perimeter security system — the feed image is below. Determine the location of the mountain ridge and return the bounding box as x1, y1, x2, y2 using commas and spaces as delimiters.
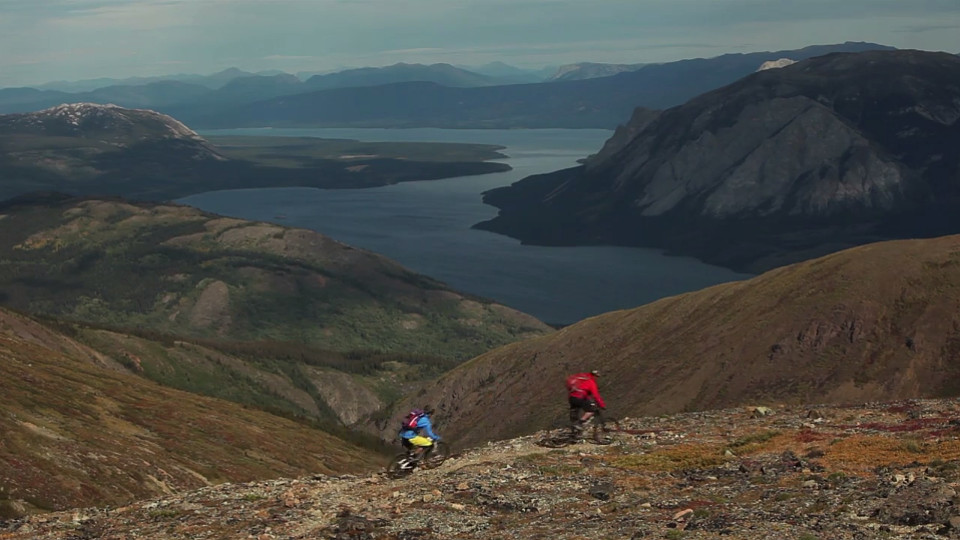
190, 42, 893, 129
2, 43, 892, 128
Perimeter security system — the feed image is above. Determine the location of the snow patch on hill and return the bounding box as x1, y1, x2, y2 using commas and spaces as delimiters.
757, 58, 797, 71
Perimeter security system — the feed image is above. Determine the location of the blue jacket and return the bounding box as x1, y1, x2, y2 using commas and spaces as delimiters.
399, 414, 441, 440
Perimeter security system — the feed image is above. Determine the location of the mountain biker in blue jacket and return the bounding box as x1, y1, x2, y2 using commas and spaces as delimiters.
398, 406, 442, 458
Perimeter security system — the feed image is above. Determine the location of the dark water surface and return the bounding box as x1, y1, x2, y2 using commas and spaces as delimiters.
181, 128, 751, 325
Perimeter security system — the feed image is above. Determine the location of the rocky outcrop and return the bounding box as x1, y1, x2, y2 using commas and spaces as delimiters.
305, 367, 385, 425
477, 50, 960, 272
586, 107, 661, 163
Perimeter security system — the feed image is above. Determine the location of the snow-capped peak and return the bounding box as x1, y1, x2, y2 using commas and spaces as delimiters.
37, 102, 130, 128
26, 102, 202, 139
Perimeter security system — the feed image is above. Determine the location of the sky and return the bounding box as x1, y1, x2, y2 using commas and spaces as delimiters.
2, 0, 959, 87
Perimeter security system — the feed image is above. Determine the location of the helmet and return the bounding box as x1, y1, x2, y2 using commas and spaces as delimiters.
590, 370, 600, 377
423, 405, 435, 415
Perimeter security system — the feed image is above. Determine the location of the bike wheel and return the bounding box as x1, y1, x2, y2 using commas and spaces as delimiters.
420, 443, 449, 470
590, 423, 614, 445
386, 453, 416, 478
536, 429, 575, 448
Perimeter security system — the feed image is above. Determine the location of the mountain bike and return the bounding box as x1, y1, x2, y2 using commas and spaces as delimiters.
536, 410, 617, 448
386, 440, 449, 478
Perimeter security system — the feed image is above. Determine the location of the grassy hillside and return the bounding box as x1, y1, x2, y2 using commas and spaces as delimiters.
0, 196, 550, 427
0, 307, 382, 516
0, 197, 548, 355
383, 234, 960, 446
60, 323, 453, 428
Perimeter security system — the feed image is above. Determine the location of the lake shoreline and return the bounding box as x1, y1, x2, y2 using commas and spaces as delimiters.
182, 128, 751, 325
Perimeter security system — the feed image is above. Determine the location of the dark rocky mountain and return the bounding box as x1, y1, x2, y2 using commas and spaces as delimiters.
379, 233, 960, 448
191, 42, 892, 129
476, 50, 960, 272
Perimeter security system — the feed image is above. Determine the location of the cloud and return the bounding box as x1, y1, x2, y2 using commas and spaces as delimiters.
263, 55, 318, 61
1, 0, 959, 87
897, 24, 960, 34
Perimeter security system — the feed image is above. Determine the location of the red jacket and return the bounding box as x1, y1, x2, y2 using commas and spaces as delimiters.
566, 373, 605, 408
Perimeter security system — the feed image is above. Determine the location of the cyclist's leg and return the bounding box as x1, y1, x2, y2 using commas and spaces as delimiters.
568, 396, 581, 425
580, 399, 599, 423
408, 435, 434, 457
569, 397, 587, 434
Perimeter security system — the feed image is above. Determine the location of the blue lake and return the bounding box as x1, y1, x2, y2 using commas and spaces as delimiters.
180, 128, 751, 325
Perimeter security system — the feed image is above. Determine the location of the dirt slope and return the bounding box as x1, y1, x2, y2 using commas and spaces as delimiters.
0, 308, 381, 515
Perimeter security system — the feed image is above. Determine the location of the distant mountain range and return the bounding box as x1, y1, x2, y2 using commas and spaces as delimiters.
0, 43, 894, 129
11, 62, 513, 116
381, 233, 960, 447
547, 62, 648, 81
34, 67, 262, 93
475, 49, 960, 273
185, 42, 893, 129
302, 62, 503, 90
459, 61, 546, 83
0, 63, 535, 116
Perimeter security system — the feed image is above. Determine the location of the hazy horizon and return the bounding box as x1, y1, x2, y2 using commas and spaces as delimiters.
3, 0, 959, 88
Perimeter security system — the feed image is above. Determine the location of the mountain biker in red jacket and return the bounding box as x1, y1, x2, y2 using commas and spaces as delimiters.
566, 370, 605, 435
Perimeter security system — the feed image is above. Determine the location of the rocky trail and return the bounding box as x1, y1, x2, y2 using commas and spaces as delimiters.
5, 398, 960, 539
